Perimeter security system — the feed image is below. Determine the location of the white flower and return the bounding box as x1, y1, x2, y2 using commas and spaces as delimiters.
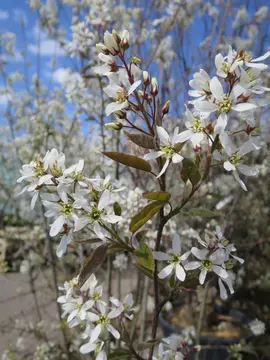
109, 294, 134, 320
42, 193, 74, 237
176, 106, 209, 145
219, 132, 258, 191
184, 247, 228, 285
58, 276, 79, 301
144, 126, 184, 178
234, 50, 270, 71
80, 274, 106, 310
61, 296, 93, 324
215, 46, 236, 78
194, 76, 255, 115
188, 69, 211, 102
239, 68, 270, 94
103, 30, 120, 55
249, 318, 266, 336
43, 148, 66, 178
104, 69, 141, 116
88, 302, 120, 343
57, 230, 73, 258
153, 233, 190, 282
80, 340, 107, 359
63, 159, 89, 187
218, 271, 235, 300
93, 53, 118, 76
73, 189, 122, 240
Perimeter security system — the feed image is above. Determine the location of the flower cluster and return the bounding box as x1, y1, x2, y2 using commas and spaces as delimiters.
17, 148, 123, 257
57, 273, 134, 358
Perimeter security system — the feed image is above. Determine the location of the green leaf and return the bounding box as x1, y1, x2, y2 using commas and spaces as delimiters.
182, 207, 217, 217
124, 131, 156, 149
181, 158, 201, 186
137, 339, 159, 350
135, 262, 153, 279
113, 201, 122, 216
78, 244, 108, 287
103, 152, 152, 173
129, 201, 165, 233
143, 191, 171, 201
134, 229, 148, 243
108, 350, 131, 359
135, 243, 154, 271
107, 243, 128, 255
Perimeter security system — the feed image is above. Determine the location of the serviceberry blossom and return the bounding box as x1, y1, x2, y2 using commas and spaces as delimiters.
61, 296, 93, 324
144, 126, 184, 178
80, 339, 107, 359
176, 106, 210, 145
104, 69, 141, 116
109, 294, 134, 320
185, 247, 228, 285
93, 53, 118, 76
188, 69, 211, 103
153, 233, 190, 282
249, 318, 266, 336
88, 302, 120, 343
73, 189, 122, 240
218, 132, 258, 191
232, 50, 270, 71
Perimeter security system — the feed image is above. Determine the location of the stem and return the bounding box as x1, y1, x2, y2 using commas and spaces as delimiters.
139, 275, 149, 342
195, 281, 210, 360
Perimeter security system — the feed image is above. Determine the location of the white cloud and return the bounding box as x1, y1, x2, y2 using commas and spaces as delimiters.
52, 68, 70, 85
28, 39, 65, 56
0, 10, 9, 20
0, 93, 11, 107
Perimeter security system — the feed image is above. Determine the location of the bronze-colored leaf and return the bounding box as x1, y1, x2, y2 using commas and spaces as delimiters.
78, 244, 108, 287
103, 151, 152, 172
129, 200, 165, 233
143, 191, 171, 201
124, 131, 156, 149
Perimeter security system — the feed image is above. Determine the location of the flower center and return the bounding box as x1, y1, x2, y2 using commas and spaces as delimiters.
230, 153, 242, 165
76, 303, 82, 310
50, 161, 63, 177
237, 50, 253, 62
191, 119, 203, 133
246, 70, 256, 82
116, 88, 127, 103
218, 95, 232, 112
160, 144, 175, 159
168, 253, 180, 264
60, 203, 73, 216
221, 61, 231, 74
92, 291, 101, 301
89, 207, 103, 221
98, 314, 108, 325
202, 259, 212, 271
34, 158, 45, 177
72, 171, 84, 181
225, 259, 234, 270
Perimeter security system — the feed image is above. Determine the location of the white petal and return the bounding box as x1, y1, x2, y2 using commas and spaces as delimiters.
90, 324, 102, 343
56, 234, 71, 258
93, 222, 106, 240
233, 171, 247, 191
156, 159, 170, 178
238, 164, 258, 176
191, 247, 208, 260
212, 265, 228, 279
184, 261, 201, 270
190, 132, 204, 145
224, 161, 236, 172
50, 215, 65, 237
108, 308, 123, 318
175, 130, 193, 143
107, 324, 120, 339
157, 126, 170, 144
194, 101, 218, 113
214, 113, 227, 135
144, 151, 163, 161
153, 251, 170, 261
199, 268, 207, 284
218, 278, 228, 300
232, 103, 257, 112
98, 189, 110, 210
245, 62, 268, 70
210, 77, 224, 100
74, 217, 89, 232
124, 294, 133, 307
80, 341, 96, 354
176, 264, 186, 282
158, 264, 174, 279
102, 214, 122, 224
251, 51, 270, 62
172, 153, 183, 164
172, 233, 181, 253
105, 101, 128, 116
180, 251, 191, 261
30, 191, 39, 209
128, 80, 141, 95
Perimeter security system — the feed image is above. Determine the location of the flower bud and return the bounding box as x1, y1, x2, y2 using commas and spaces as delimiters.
193, 144, 201, 152
105, 121, 123, 130
103, 31, 120, 55
96, 43, 110, 55
131, 56, 141, 64
143, 71, 151, 86
120, 30, 130, 49
162, 100, 170, 115
193, 345, 201, 353
112, 29, 121, 44
151, 77, 158, 96
115, 110, 126, 119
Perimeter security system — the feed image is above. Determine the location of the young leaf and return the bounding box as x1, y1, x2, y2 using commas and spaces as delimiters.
129, 200, 165, 233
135, 262, 153, 279
182, 207, 217, 217
78, 244, 108, 287
103, 152, 152, 172
108, 350, 131, 359
124, 131, 156, 149
143, 191, 171, 201
181, 158, 201, 186
107, 243, 128, 255
113, 201, 122, 216
135, 243, 154, 271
